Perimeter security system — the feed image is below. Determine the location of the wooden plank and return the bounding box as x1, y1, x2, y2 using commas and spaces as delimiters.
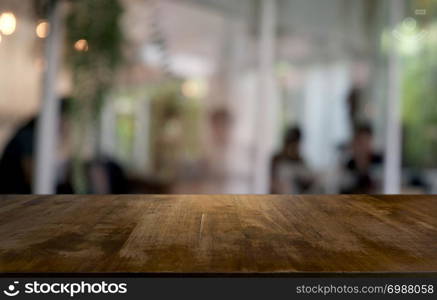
0, 195, 436, 273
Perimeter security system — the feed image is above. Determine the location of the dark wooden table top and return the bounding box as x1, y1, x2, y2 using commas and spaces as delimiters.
0, 194, 436, 274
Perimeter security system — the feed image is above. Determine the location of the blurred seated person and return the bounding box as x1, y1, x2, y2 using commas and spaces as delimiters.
86, 157, 129, 194
0, 98, 73, 194
340, 124, 383, 194
270, 126, 315, 194
198, 108, 234, 193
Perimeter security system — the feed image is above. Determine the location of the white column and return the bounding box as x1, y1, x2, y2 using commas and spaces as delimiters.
253, 0, 277, 193
33, 0, 62, 194
383, 0, 404, 194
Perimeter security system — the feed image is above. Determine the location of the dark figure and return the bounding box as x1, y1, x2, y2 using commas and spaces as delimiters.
0, 119, 36, 193
270, 126, 314, 194
347, 87, 361, 128
86, 158, 129, 194
340, 124, 383, 194
0, 98, 73, 194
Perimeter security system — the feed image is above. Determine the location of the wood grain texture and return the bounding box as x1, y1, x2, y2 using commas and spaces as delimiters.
0, 194, 436, 273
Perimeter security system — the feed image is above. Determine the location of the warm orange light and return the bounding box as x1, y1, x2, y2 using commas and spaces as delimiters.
0, 12, 16, 35
36, 20, 49, 38
74, 39, 89, 52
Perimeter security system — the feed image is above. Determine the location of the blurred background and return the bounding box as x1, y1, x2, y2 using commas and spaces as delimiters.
0, 0, 435, 194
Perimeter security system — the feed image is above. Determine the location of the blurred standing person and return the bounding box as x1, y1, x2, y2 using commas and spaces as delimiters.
340, 124, 383, 194
202, 108, 233, 193
270, 126, 315, 194
347, 87, 362, 128
0, 98, 74, 194
154, 105, 184, 184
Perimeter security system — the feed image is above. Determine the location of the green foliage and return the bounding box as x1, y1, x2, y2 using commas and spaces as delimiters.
65, 0, 123, 113
146, 81, 201, 180
64, 0, 123, 192
402, 23, 437, 168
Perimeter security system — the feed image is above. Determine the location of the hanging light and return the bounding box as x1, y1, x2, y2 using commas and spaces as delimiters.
36, 20, 49, 39
0, 12, 17, 35
74, 39, 88, 52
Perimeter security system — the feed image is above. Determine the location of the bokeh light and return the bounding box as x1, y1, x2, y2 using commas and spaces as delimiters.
0, 12, 17, 35
181, 79, 208, 99
36, 20, 49, 39
74, 39, 89, 52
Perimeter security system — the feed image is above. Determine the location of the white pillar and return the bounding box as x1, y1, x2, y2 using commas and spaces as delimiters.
253, 0, 277, 193
383, 0, 404, 194
33, 0, 62, 194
